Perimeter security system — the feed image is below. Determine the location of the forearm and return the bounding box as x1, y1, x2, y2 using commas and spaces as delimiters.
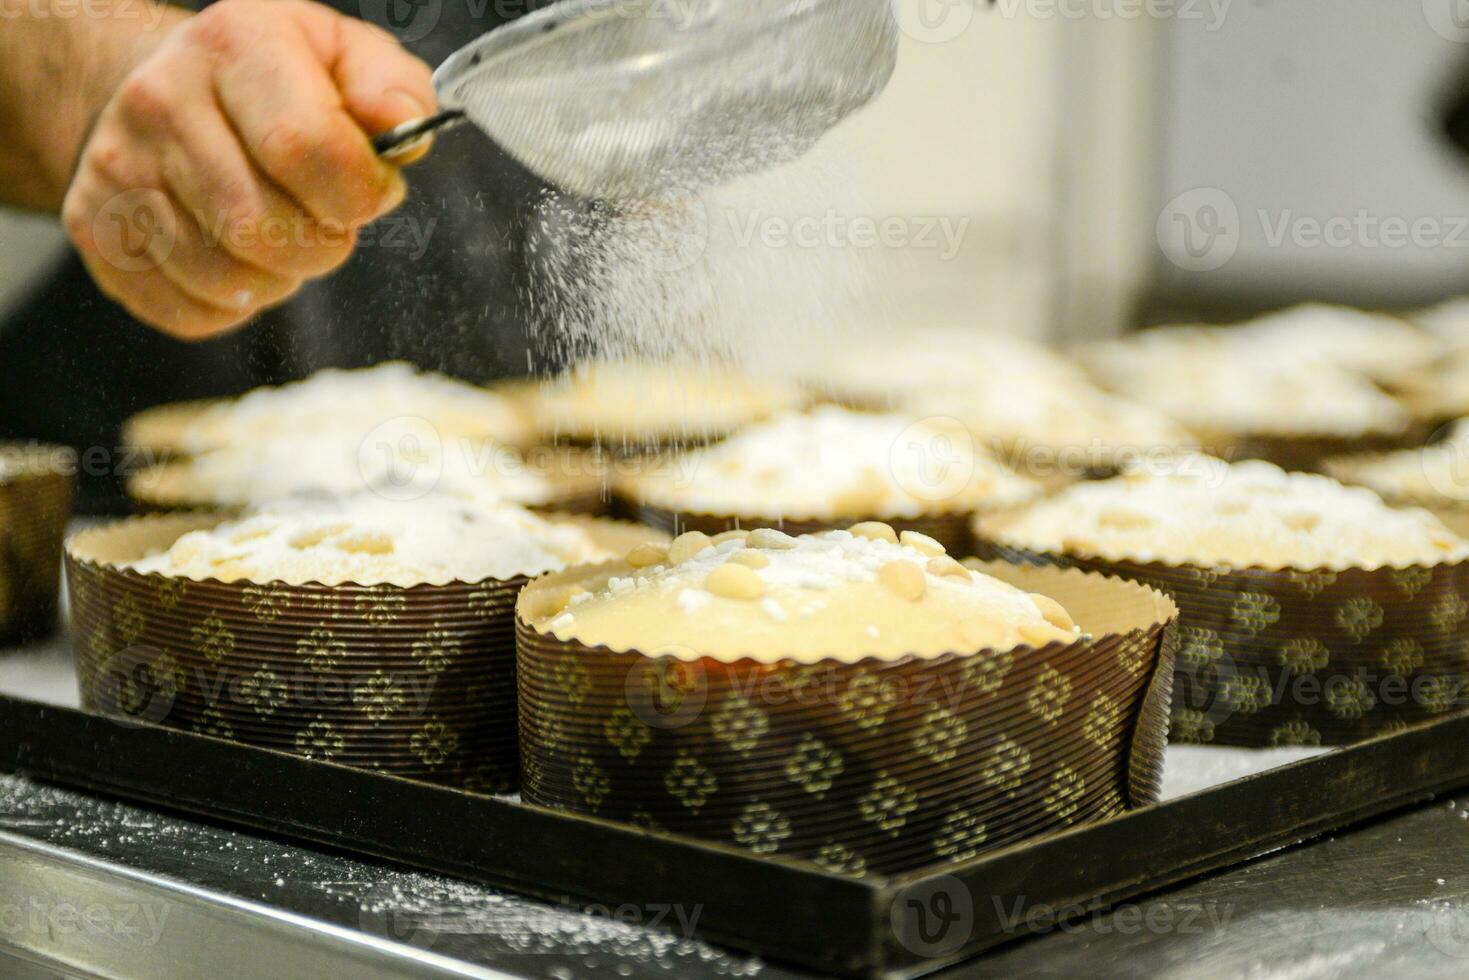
0, 0, 190, 211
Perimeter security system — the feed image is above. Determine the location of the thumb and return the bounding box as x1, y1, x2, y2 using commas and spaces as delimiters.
337, 18, 438, 136
295, 6, 438, 145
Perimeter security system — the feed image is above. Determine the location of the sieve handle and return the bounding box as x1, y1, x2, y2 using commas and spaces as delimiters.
374, 110, 468, 162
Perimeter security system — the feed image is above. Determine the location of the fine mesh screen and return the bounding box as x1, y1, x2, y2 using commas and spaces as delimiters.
434, 0, 898, 200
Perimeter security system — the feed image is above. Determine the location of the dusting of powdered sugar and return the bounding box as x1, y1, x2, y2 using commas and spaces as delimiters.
627, 406, 1037, 519
175, 363, 529, 451
127, 493, 611, 586
523, 143, 885, 373
558, 529, 1052, 634
992, 454, 1469, 570
137, 432, 556, 508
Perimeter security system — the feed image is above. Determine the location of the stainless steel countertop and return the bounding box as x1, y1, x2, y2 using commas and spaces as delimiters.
4, 634, 1469, 979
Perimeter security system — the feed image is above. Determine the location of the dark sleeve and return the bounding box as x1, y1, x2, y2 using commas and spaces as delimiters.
0, 253, 296, 513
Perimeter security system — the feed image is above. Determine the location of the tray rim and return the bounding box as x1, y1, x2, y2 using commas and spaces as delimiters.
4, 693, 1469, 979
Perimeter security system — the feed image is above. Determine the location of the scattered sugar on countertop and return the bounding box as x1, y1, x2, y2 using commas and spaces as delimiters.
627, 406, 1036, 519
991, 454, 1469, 569
128, 493, 610, 586
0, 773, 768, 976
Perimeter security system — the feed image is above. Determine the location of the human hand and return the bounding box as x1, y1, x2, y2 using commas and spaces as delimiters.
62, 0, 436, 338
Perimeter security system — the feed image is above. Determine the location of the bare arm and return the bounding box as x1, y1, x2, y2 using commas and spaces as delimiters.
0, 0, 436, 338
0, 1, 189, 211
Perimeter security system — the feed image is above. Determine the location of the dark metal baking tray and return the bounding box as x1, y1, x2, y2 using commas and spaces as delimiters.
5, 692, 1469, 978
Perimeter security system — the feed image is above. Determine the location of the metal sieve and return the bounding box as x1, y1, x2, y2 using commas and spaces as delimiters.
374, 0, 899, 200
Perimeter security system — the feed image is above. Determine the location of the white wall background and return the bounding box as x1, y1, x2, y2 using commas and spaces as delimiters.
823, 1, 1164, 339
826, 0, 1065, 337
0, 3, 1148, 342
10, 3, 1468, 342
1156, 0, 1469, 308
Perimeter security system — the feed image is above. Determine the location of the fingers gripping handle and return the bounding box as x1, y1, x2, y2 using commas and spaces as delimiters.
374, 110, 467, 162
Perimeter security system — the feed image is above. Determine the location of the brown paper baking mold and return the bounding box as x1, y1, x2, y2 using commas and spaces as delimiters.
513, 559, 1177, 876
0, 445, 75, 644
65, 513, 664, 792
126, 443, 615, 518
972, 521, 1469, 747
1195, 427, 1428, 476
